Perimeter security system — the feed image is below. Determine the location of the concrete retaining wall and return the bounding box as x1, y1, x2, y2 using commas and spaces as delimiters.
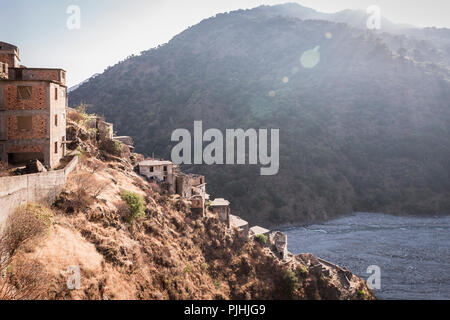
0, 155, 78, 227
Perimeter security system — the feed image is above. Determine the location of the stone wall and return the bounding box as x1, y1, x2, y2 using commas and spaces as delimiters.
0, 155, 78, 228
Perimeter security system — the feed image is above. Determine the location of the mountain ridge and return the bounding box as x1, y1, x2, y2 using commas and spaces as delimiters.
69, 4, 450, 226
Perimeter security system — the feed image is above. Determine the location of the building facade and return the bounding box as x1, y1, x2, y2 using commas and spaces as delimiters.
175, 173, 206, 198
210, 198, 231, 225
138, 159, 176, 192
0, 42, 67, 168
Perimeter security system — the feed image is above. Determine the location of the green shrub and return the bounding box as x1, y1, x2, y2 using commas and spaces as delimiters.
254, 234, 268, 245
112, 140, 123, 154
100, 139, 123, 156
357, 289, 368, 299
283, 269, 300, 296
299, 264, 309, 275
121, 191, 146, 222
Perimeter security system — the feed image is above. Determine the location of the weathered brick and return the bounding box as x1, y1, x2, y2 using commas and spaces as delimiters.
7, 145, 44, 153
7, 115, 47, 139
0, 42, 67, 168
4, 84, 46, 110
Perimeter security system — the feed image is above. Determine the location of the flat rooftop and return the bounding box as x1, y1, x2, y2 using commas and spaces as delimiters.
139, 159, 173, 166
250, 226, 270, 235
210, 198, 230, 206
230, 214, 248, 228
9, 67, 66, 72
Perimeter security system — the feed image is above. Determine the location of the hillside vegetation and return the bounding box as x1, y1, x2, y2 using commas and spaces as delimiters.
69, 4, 450, 226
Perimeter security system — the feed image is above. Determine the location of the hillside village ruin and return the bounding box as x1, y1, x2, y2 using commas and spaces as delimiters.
137, 159, 289, 260
0, 41, 290, 262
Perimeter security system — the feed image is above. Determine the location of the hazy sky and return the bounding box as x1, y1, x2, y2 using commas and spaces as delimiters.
2, 0, 449, 87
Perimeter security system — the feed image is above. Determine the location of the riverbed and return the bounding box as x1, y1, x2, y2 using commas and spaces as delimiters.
284, 212, 450, 300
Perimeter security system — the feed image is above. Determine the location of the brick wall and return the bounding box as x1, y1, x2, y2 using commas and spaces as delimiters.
7, 115, 47, 139
0, 62, 8, 79
4, 84, 47, 110
190, 175, 205, 186
0, 53, 14, 67
21, 69, 66, 86
0, 81, 67, 168
6, 145, 44, 154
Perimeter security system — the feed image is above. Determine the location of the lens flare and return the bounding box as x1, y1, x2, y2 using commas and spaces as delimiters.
300, 46, 320, 69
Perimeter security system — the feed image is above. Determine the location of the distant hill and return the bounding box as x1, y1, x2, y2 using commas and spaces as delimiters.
69, 4, 450, 226
68, 73, 100, 93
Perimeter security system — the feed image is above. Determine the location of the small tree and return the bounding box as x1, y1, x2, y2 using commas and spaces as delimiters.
283, 269, 300, 297
254, 234, 268, 245
121, 191, 146, 222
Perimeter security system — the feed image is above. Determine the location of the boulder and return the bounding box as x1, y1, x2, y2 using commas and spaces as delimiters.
25, 159, 47, 174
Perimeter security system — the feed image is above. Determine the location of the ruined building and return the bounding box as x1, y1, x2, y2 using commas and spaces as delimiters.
175, 173, 206, 199
138, 159, 177, 193
210, 198, 231, 225
0, 42, 67, 168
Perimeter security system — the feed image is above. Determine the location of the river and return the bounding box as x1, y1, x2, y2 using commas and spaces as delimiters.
283, 212, 450, 300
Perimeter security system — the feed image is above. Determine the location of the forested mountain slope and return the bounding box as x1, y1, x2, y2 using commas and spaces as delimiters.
70, 4, 450, 225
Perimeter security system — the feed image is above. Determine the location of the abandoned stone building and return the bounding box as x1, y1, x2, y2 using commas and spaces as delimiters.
0, 42, 20, 69
0, 42, 67, 168
270, 231, 288, 260
229, 214, 249, 239
188, 194, 206, 218
249, 226, 270, 238
137, 157, 208, 202
83, 114, 114, 142
138, 159, 176, 192
209, 198, 231, 225
114, 136, 134, 152
175, 173, 206, 198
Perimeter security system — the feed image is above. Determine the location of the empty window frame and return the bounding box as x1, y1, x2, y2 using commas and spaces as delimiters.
17, 86, 32, 100
17, 116, 32, 131
55, 87, 58, 100
55, 115, 58, 126
54, 141, 58, 154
